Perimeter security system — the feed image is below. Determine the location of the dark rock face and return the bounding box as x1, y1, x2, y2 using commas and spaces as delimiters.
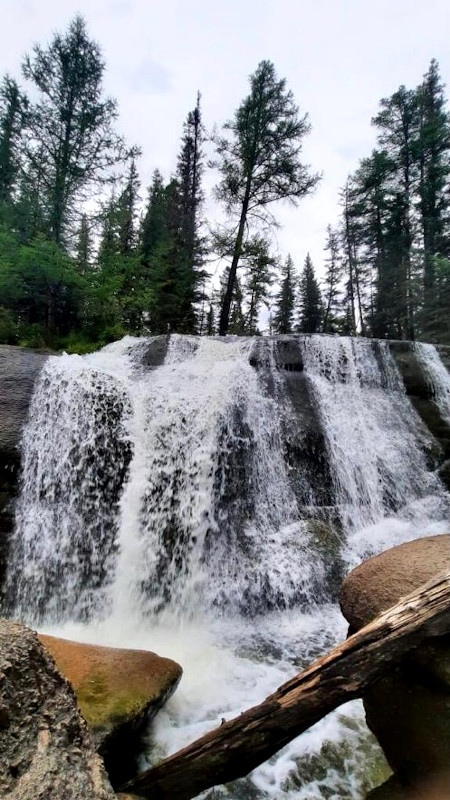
340, 535, 450, 792
0, 346, 49, 589
137, 335, 170, 369
253, 337, 334, 510
389, 342, 450, 479
0, 618, 115, 800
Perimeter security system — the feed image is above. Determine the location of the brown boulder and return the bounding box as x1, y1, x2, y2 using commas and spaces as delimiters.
38, 633, 182, 788
339, 534, 450, 791
340, 534, 450, 633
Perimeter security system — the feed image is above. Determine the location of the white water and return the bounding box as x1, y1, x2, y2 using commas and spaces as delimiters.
5, 334, 450, 798
415, 341, 450, 425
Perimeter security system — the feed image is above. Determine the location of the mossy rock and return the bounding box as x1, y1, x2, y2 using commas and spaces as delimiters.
38, 634, 182, 787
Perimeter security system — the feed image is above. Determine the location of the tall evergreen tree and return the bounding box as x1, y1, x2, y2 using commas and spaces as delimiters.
322, 226, 343, 333
214, 60, 319, 335
241, 236, 276, 334
372, 85, 419, 338
416, 60, 450, 324
273, 254, 296, 333
173, 94, 206, 332
22, 15, 130, 245
0, 76, 26, 207
117, 157, 140, 256
297, 253, 322, 333
75, 214, 91, 276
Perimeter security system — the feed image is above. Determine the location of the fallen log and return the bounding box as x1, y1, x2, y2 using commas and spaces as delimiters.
123, 571, 450, 800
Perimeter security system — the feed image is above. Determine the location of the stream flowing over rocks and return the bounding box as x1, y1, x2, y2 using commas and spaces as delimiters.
1, 334, 450, 799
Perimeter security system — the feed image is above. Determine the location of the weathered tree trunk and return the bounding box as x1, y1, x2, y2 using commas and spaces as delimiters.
123, 571, 450, 800
218, 183, 251, 336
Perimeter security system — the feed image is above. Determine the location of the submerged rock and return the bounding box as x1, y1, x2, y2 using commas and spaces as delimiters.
0, 618, 115, 800
38, 633, 182, 788
340, 534, 450, 794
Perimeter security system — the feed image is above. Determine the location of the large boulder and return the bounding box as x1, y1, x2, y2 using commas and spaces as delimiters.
340, 534, 450, 633
340, 534, 450, 793
0, 618, 115, 800
38, 634, 182, 788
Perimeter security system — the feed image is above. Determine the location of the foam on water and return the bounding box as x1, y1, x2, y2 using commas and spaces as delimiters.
5, 334, 450, 799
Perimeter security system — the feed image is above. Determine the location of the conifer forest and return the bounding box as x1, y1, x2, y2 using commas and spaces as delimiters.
0, 15, 449, 350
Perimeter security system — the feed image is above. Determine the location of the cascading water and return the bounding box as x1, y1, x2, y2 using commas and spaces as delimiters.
415, 341, 450, 425
4, 334, 450, 799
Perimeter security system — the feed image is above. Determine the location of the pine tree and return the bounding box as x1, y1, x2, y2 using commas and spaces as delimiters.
117, 157, 140, 256
75, 214, 91, 275
372, 85, 419, 339
140, 170, 166, 265
241, 236, 276, 334
297, 253, 322, 333
322, 227, 343, 333
416, 60, 450, 327
0, 76, 26, 207
177, 94, 204, 271
173, 94, 206, 332
273, 254, 296, 334
22, 16, 130, 245
214, 60, 319, 335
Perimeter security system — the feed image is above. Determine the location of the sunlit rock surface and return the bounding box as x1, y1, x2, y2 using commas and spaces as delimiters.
38, 633, 182, 787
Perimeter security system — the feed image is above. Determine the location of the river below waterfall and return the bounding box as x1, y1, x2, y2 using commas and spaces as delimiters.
4, 334, 450, 799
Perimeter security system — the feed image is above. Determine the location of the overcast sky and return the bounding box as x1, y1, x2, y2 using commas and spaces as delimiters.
2, 0, 450, 280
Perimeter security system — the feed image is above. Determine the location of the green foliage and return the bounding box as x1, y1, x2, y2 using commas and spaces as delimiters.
0, 306, 17, 343
273, 254, 296, 334
214, 59, 320, 335
21, 15, 131, 244
298, 254, 323, 333
0, 76, 26, 207
322, 226, 343, 333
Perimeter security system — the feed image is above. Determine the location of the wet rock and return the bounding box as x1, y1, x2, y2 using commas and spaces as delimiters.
0, 346, 50, 591
137, 335, 170, 369
0, 618, 115, 800
38, 633, 182, 788
389, 341, 450, 462
340, 535, 450, 791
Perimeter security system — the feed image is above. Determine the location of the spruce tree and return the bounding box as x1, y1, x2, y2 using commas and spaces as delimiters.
297, 253, 323, 333
416, 60, 450, 325
322, 227, 344, 333
173, 94, 206, 332
241, 236, 276, 334
0, 76, 26, 207
75, 214, 91, 276
273, 254, 296, 334
22, 15, 131, 245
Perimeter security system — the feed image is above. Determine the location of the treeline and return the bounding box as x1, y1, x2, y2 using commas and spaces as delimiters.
318, 59, 450, 343
0, 17, 449, 349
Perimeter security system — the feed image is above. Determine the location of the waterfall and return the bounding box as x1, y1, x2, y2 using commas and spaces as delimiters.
415, 341, 450, 425
4, 334, 450, 800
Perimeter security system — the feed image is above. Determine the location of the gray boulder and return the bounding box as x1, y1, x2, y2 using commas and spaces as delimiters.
0, 617, 116, 800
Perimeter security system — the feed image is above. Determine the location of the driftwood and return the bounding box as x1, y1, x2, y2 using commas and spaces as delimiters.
123, 571, 450, 800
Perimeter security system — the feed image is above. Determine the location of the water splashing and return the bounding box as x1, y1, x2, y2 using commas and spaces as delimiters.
5, 334, 450, 800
